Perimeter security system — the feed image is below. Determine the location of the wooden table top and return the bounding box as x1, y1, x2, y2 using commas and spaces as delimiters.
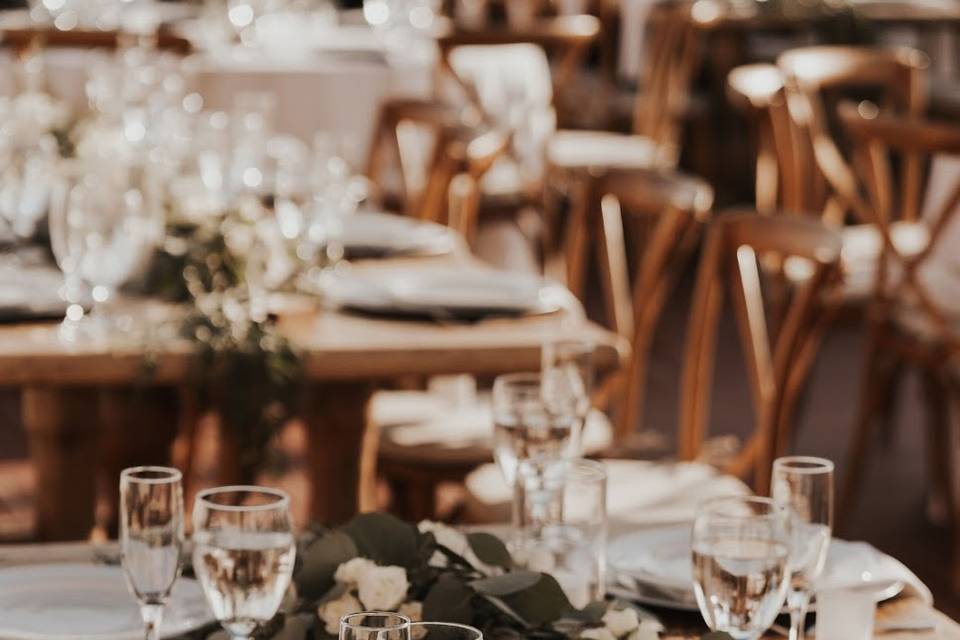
0, 541, 955, 639
0, 259, 628, 387
690, 0, 960, 30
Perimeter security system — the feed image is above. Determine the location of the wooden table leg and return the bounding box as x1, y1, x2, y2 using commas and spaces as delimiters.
99, 386, 180, 537
302, 382, 376, 526
22, 386, 100, 541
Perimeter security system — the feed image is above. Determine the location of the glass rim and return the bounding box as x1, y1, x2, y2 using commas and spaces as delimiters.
120, 466, 182, 484
409, 622, 483, 639
340, 612, 412, 632
565, 457, 607, 482
493, 371, 541, 387
773, 456, 835, 474
696, 495, 786, 520
195, 485, 290, 512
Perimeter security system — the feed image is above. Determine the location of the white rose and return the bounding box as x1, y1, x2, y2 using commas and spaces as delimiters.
581, 627, 617, 640
335, 557, 378, 585
418, 520, 469, 555
626, 619, 663, 640
524, 546, 556, 574
357, 565, 409, 610
318, 592, 363, 634
602, 608, 640, 638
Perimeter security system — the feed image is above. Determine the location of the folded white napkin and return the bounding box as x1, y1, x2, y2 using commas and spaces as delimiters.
818, 540, 933, 605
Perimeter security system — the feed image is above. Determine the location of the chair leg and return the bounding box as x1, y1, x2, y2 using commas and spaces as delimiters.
942, 375, 960, 592
922, 370, 952, 528
838, 325, 897, 532
388, 474, 438, 522
878, 359, 905, 447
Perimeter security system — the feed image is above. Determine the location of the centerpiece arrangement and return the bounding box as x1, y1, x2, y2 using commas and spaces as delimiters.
172, 512, 731, 640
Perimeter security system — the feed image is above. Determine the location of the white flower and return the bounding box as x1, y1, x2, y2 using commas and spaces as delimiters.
357, 565, 409, 610
581, 627, 617, 640
335, 557, 377, 585
602, 608, 640, 638
626, 619, 664, 640
419, 521, 469, 555
524, 546, 557, 574
318, 592, 363, 634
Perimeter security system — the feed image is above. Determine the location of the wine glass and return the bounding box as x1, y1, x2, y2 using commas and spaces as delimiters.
119, 466, 185, 640
542, 338, 593, 458
692, 496, 791, 640
771, 456, 835, 640
48, 161, 90, 340
192, 486, 297, 640
340, 612, 412, 640
409, 622, 482, 640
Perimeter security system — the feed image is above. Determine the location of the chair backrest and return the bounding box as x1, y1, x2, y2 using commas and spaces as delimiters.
679, 212, 843, 492
836, 102, 960, 348
727, 63, 795, 214
365, 98, 508, 240
592, 167, 713, 441
631, 1, 700, 164
776, 45, 929, 222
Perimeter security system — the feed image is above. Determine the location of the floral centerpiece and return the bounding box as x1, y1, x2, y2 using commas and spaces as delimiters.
177, 513, 730, 640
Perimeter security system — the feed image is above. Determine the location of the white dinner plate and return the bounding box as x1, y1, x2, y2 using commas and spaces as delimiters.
0, 564, 213, 640
608, 526, 905, 611
328, 269, 571, 320
341, 211, 458, 259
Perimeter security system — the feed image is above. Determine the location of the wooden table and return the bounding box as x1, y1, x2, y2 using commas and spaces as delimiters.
0, 542, 956, 639
0, 258, 628, 541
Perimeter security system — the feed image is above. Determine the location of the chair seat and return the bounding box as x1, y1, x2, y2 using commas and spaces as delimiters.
462, 458, 750, 525
546, 130, 657, 171
374, 390, 614, 468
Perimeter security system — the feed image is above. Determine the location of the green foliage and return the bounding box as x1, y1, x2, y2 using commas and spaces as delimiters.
341, 513, 421, 569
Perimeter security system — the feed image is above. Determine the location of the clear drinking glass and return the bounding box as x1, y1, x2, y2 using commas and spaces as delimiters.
340, 612, 412, 640
192, 486, 297, 640
409, 622, 482, 640
542, 339, 594, 457
515, 458, 607, 608
771, 456, 835, 640
119, 466, 185, 640
692, 496, 791, 640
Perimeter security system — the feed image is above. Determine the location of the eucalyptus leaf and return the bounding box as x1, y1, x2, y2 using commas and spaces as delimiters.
423, 574, 475, 624
466, 533, 512, 569
501, 573, 572, 626
480, 594, 531, 629
295, 531, 358, 600
563, 601, 607, 624
470, 571, 542, 596
342, 513, 420, 568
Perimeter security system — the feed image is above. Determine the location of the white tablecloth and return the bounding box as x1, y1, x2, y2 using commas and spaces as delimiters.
0, 33, 434, 167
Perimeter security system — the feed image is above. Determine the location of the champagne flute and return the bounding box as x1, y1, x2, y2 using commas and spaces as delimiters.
771, 456, 834, 640
340, 612, 412, 640
692, 496, 791, 640
192, 486, 297, 640
119, 466, 185, 640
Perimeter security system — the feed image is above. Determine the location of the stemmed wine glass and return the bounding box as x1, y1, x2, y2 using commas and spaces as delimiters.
192, 486, 297, 640
119, 466, 185, 640
340, 612, 412, 640
410, 622, 483, 640
771, 456, 835, 640
692, 496, 791, 640
542, 338, 593, 457
491, 372, 578, 543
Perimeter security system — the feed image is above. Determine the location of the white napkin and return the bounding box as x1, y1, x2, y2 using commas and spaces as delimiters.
817, 540, 933, 605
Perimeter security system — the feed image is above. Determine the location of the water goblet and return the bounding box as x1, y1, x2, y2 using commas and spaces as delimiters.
119, 466, 185, 640
340, 612, 412, 640
192, 486, 297, 640
771, 456, 834, 640
409, 622, 482, 640
542, 338, 593, 457
692, 496, 791, 640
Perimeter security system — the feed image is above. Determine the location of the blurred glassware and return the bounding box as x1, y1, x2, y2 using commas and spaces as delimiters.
409, 623, 481, 640
48, 159, 90, 340
119, 466, 185, 640
340, 612, 412, 640
364, 0, 440, 62
228, 92, 275, 197
771, 457, 835, 640
192, 486, 296, 640
514, 457, 607, 608
542, 338, 593, 459
692, 496, 791, 640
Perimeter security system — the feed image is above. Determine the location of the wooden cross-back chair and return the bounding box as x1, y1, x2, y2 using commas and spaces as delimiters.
365, 98, 509, 242
830, 105, 960, 575
584, 168, 713, 440
777, 45, 930, 223
679, 212, 843, 494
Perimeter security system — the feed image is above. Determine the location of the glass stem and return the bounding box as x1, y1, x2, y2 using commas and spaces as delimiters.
787, 589, 810, 640
141, 603, 164, 640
